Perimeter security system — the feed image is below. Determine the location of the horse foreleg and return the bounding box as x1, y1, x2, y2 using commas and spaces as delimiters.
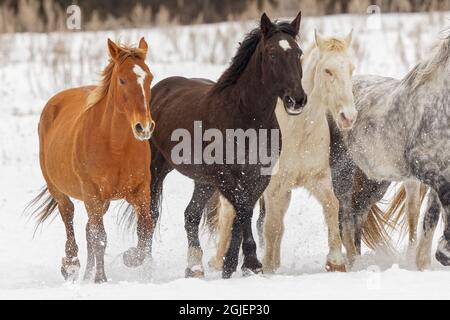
416, 190, 441, 270
222, 211, 242, 279
51, 189, 80, 281
262, 182, 291, 274
436, 182, 450, 266
308, 175, 346, 272
84, 199, 109, 283
241, 204, 262, 275
404, 181, 423, 246
123, 187, 153, 269
410, 153, 450, 266
184, 183, 215, 278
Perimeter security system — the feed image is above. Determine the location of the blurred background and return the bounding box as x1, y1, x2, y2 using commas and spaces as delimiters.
0, 0, 450, 32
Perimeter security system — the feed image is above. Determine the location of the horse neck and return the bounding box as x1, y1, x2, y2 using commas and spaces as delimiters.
302, 48, 327, 120
90, 92, 134, 153
233, 45, 278, 124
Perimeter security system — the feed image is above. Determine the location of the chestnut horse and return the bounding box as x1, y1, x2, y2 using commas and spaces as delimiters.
28, 38, 155, 283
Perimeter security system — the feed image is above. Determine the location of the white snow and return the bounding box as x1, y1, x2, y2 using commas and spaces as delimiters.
0, 12, 449, 300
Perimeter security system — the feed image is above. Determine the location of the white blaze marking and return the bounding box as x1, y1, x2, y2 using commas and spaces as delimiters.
279, 40, 291, 51
133, 64, 147, 111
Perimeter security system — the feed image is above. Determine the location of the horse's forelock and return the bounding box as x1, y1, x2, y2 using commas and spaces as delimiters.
85, 44, 147, 110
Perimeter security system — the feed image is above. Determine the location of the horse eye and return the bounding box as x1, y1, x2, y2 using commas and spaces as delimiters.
119, 78, 126, 85
270, 53, 276, 60
325, 69, 333, 77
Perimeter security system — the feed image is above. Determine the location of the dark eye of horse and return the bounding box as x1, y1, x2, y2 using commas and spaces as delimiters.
270, 53, 276, 60
119, 78, 126, 85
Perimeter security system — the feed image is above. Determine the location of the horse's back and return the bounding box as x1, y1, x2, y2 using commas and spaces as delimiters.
353, 75, 399, 109
151, 76, 213, 113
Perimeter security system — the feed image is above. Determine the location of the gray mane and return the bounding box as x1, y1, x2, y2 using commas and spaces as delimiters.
402, 31, 450, 90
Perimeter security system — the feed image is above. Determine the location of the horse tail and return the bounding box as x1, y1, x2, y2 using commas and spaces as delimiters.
362, 183, 428, 249
362, 203, 395, 250
204, 191, 221, 235
381, 184, 428, 239
25, 186, 58, 232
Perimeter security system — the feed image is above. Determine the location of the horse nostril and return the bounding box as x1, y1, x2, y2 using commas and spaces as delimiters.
149, 120, 156, 133
302, 95, 308, 107
284, 96, 295, 108
135, 123, 144, 134
339, 112, 354, 128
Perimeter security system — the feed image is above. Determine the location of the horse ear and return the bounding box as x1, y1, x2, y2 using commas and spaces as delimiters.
345, 29, 353, 48
314, 29, 325, 52
290, 11, 302, 36
107, 38, 121, 61
260, 13, 274, 36
138, 37, 148, 58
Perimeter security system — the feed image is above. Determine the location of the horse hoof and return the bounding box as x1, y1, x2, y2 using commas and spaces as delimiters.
242, 267, 263, 277
208, 258, 223, 271
222, 270, 233, 279
185, 267, 205, 279
83, 270, 94, 282
61, 257, 80, 281
94, 274, 108, 284
262, 266, 276, 274
123, 247, 146, 268
436, 249, 450, 266
326, 262, 347, 272
242, 256, 263, 272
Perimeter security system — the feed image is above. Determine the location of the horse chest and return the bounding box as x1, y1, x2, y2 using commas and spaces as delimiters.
279, 118, 330, 182
76, 144, 149, 198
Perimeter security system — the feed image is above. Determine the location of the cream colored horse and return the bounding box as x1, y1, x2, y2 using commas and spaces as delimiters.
208, 31, 357, 273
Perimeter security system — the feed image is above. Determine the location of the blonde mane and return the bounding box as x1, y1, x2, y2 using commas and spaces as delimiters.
85, 45, 147, 110
308, 36, 347, 54
302, 35, 348, 66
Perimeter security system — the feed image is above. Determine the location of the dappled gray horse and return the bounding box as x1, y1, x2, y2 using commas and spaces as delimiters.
331, 33, 450, 266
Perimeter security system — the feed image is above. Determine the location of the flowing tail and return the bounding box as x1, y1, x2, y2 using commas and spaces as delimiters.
204, 191, 221, 235
25, 186, 58, 232
362, 184, 428, 250
362, 203, 395, 250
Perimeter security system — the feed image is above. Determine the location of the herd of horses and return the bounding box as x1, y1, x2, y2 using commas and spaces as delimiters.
28, 12, 450, 283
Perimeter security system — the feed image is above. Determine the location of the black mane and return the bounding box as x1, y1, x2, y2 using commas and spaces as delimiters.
213, 21, 297, 92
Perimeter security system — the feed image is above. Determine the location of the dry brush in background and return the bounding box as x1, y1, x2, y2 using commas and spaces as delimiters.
0, 0, 450, 33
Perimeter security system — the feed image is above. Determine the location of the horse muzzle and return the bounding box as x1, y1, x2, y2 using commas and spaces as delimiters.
283, 94, 308, 116
133, 120, 156, 141
337, 107, 358, 131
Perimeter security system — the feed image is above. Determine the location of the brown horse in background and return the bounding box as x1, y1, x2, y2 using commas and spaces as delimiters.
28, 38, 155, 283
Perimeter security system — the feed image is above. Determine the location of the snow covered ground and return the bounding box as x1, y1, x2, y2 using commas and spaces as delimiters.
0, 12, 449, 300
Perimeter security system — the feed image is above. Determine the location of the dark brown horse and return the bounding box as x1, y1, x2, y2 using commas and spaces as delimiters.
149, 13, 307, 279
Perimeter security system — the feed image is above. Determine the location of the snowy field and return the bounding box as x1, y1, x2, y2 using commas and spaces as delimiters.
1, 12, 450, 300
